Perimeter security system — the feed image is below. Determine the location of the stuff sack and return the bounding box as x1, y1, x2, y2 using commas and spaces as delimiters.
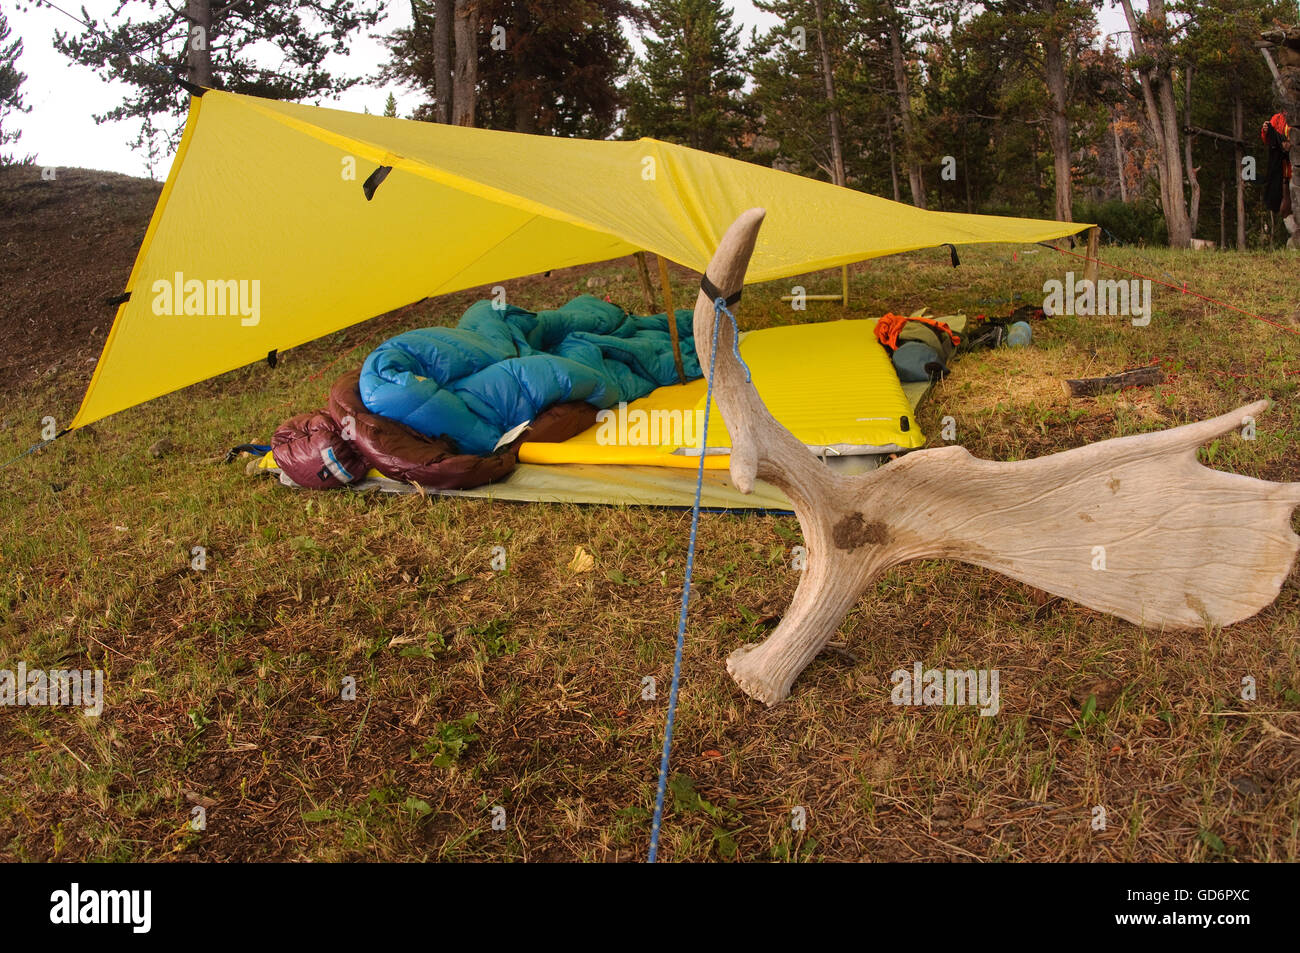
272, 411, 366, 489
874, 312, 961, 382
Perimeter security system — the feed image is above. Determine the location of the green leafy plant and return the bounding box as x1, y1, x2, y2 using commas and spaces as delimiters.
1065, 694, 1103, 739
669, 774, 744, 861
399, 633, 448, 660
465, 619, 518, 662
411, 713, 480, 768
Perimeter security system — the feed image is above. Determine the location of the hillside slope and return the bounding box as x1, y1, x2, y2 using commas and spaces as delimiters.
0, 165, 161, 394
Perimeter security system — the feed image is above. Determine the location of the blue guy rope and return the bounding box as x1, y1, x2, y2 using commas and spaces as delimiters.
648, 296, 750, 863
0, 432, 67, 472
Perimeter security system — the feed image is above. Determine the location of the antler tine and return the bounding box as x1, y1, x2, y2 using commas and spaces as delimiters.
692, 209, 829, 498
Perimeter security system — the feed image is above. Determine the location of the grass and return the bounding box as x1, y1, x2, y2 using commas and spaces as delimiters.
1, 242, 1298, 862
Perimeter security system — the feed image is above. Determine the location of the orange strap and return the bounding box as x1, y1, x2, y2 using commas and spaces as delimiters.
874, 313, 961, 351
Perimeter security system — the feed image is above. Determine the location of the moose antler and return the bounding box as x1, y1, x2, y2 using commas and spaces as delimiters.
696, 209, 1300, 706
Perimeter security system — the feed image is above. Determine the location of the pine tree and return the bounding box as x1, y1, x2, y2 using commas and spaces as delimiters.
383, 1, 642, 136
384, 92, 399, 117
623, 0, 756, 155
0, 6, 32, 166
749, 0, 880, 187
53, 0, 382, 152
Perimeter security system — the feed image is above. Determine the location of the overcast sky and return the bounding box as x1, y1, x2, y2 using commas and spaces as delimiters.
8, 0, 1128, 179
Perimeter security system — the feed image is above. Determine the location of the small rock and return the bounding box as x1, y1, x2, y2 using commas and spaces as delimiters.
585, 276, 608, 289
1229, 776, 1264, 797
1071, 678, 1123, 710
931, 802, 959, 827
148, 438, 174, 458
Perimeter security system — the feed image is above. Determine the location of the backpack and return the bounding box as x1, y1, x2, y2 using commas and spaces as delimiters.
874, 312, 961, 383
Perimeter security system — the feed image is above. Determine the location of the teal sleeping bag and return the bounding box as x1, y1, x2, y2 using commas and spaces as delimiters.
359, 295, 700, 455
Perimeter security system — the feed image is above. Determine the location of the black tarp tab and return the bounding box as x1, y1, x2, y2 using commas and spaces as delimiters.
363, 165, 393, 201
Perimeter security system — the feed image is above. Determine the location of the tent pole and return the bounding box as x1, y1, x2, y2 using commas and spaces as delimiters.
1083, 227, 1101, 286
780, 265, 852, 306
658, 254, 686, 384
634, 251, 656, 314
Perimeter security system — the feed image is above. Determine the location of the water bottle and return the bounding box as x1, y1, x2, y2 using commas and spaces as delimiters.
1005, 320, 1033, 348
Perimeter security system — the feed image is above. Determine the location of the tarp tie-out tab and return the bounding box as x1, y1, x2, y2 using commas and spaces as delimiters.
105, 292, 131, 306
362, 165, 393, 201
177, 78, 209, 97
942, 243, 960, 268
266, 349, 278, 369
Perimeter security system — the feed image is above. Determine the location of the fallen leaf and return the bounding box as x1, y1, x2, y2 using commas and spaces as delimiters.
183, 790, 218, 809
567, 546, 594, 574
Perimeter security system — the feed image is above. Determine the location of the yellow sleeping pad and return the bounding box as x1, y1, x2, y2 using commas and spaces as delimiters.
519, 318, 924, 468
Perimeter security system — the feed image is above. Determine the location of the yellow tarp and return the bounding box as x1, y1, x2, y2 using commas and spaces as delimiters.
71, 89, 1088, 430
519, 318, 924, 467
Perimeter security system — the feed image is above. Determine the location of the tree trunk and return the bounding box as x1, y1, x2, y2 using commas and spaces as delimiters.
886, 2, 925, 208
885, 113, 901, 203
1183, 65, 1200, 237
1113, 122, 1128, 202
1043, 3, 1073, 222
1219, 184, 1225, 249
812, 0, 846, 187
452, 0, 477, 127
1233, 91, 1245, 250
963, 132, 972, 212
1119, 0, 1191, 247
1261, 42, 1300, 243
186, 0, 213, 87
1155, 69, 1192, 246
514, 86, 536, 134
433, 0, 454, 123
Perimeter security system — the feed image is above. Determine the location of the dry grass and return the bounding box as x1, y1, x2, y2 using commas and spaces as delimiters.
1, 241, 1298, 862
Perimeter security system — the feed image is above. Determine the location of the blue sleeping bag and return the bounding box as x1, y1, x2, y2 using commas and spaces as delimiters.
359, 295, 700, 455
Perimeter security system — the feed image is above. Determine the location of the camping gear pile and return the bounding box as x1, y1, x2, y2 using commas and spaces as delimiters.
262, 303, 981, 497
872, 311, 962, 382
962, 303, 1045, 350
271, 295, 696, 490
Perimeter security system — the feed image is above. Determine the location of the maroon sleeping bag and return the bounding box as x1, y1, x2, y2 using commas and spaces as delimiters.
272, 411, 367, 490
324, 371, 599, 490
